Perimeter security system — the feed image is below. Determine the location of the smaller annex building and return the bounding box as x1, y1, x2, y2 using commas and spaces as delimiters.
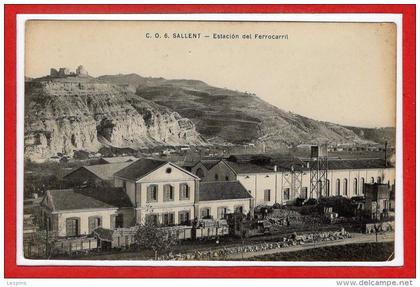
40, 189, 132, 237
197, 181, 252, 219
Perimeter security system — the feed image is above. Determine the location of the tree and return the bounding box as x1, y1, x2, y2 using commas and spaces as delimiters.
135, 222, 178, 260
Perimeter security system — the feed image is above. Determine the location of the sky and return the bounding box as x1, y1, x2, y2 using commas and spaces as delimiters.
25, 20, 396, 128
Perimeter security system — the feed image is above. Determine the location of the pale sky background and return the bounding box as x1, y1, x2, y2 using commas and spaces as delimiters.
25, 21, 396, 128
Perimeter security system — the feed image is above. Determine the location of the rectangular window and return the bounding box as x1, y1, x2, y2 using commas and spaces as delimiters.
264, 189, 271, 201
162, 212, 175, 226
147, 185, 158, 202
88, 216, 102, 233
235, 206, 243, 214
179, 183, 190, 200
200, 208, 211, 219
145, 214, 159, 226
116, 214, 124, 228
163, 185, 174, 201
178, 211, 190, 225
217, 207, 228, 219
283, 188, 290, 201
110, 214, 117, 229
66, 218, 79, 237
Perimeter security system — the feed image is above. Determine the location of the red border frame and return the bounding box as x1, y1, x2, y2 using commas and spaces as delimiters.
4, 4, 416, 278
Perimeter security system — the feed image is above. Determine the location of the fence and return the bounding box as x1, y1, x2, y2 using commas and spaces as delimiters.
195, 226, 229, 239
24, 236, 98, 258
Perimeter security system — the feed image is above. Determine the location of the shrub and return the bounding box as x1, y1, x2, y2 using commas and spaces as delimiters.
272, 203, 282, 209
299, 205, 321, 216
304, 198, 318, 206
295, 198, 305, 207
318, 196, 356, 218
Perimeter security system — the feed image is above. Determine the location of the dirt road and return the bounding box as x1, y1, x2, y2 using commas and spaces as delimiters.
226, 232, 394, 260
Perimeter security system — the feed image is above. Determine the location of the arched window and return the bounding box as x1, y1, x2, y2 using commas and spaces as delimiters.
343, 179, 348, 196
361, 177, 365, 194
353, 178, 358, 196
214, 174, 219, 181
163, 184, 174, 201
225, 175, 229, 181
336, 179, 341, 196
66, 217, 80, 237
377, 176, 382, 184
179, 183, 190, 200
88, 216, 102, 233
147, 185, 158, 202
196, 168, 204, 179
371, 177, 375, 183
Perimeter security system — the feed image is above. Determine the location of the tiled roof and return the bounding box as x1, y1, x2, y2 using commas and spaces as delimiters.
199, 181, 252, 201
75, 187, 134, 208
223, 160, 274, 174
101, 156, 137, 164
178, 161, 197, 168
273, 158, 389, 171
224, 153, 391, 173
93, 227, 114, 242
224, 158, 389, 174
65, 162, 134, 181
114, 158, 167, 181
271, 158, 308, 172
200, 159, 221, 170
326, 158, 388, 170
45, 189, 116, 212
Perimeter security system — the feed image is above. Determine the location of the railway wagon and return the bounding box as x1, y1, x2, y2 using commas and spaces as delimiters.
194, 226, 229, 239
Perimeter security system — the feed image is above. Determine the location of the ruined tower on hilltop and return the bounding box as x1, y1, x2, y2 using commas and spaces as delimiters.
49, 66, 89, 78
76, 65, 88, 76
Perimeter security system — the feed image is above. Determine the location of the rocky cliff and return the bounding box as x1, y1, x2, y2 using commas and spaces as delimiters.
24, 76, 204, 161
101, 74, 394, 149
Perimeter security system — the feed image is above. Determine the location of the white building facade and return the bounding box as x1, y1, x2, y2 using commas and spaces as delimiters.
192, 159, 395, 206
114, 159, 200, 225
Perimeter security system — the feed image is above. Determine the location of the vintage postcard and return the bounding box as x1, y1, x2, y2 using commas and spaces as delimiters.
20, 17, 400, 266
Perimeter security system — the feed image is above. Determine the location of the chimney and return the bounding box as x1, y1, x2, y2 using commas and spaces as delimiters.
274, 165, 277, 172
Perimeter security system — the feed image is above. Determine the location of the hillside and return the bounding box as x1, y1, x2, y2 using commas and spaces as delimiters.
24, 76, 204, 161
345, 126, 396, 146
25, 71, 395, 161
101, 74, 394, 149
